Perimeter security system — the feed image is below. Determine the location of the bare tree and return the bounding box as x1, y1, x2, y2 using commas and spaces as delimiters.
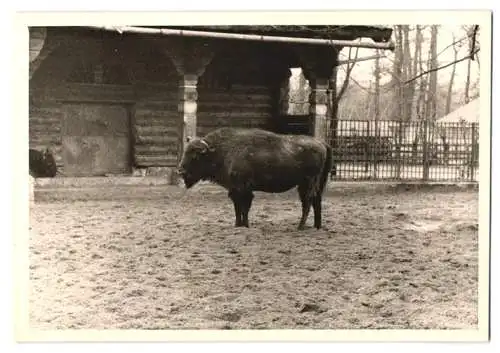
392, 25, 405, 178
334, 46, 360, 104
373, 49, 381, 122
445, 33, 460, 115
391, 25, 404, 122
426, 25, 439, 120
463, 25, 474, 104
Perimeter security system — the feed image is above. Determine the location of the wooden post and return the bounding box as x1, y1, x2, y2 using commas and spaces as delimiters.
373, 119, 379, 178
267, 66, 292, 133
470, 122, 478, 182
162, 38, 215, 164
178, 74, 199, 151
308, 77, 330, 141
278, 68, 292, 117
296, 45, 338, 142
395, 120, 403, 180
329, 66, 338, 178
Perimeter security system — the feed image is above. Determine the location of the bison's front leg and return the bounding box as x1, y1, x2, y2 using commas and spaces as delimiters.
240, 191, 254, 228
228, 190, 243, 227
228, 190, 254, 227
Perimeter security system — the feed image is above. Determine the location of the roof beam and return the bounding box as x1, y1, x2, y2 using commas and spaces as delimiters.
86, 25, 395, 51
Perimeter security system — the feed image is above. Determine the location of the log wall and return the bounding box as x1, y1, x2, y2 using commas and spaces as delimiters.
29, 30, 292, 173
196, 47, 277, 137
197, 85, 274, 137
29, 100, 64, 171
133, 84, 179, 167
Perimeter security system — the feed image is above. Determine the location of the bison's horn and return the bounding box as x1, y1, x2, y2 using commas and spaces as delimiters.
199, 139, 215, 153
199, 139, 210, 150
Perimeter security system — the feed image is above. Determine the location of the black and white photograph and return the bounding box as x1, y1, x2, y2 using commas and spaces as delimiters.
14, 9, 492, 343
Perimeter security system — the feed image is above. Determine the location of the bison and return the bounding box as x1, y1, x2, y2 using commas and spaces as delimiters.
29, 148, 57, 178
177, 127, 333, 230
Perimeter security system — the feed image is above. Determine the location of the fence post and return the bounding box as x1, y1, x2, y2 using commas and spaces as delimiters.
422, 119, 429, 181
469, 123, 478, 182
395, 120, 403, 180
373, 119, 379, 179
366, 120, 371, 174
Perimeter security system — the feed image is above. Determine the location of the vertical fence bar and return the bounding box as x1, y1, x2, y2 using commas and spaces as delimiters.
373, 119, 379, 179
395, 120, 403, 179
365, 120, 374, 173
470, 122, 478, 182
422, 119, 429, 181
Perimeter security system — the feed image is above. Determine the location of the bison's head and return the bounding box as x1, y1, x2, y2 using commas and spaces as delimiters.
177, 138, 215, 189
43, 148, 57, 177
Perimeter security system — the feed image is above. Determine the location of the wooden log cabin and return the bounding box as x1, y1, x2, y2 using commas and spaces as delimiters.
29, 25, 393, 180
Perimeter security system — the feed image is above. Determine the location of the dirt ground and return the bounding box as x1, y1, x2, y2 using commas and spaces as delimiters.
29, 182, 479, 330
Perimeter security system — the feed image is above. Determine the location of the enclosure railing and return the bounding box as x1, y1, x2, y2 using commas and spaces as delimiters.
327, 119, 479, 183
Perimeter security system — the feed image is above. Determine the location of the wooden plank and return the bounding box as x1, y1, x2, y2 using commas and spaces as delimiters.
29, 138, 62, 146
29, 107, 62, 117
33, 83, 136, 103
135, 155, 179, 167
134, 135, 179, 145
29, 117, 61, 126
198, 102, 272, 111
134, 108, 179, 117
29, 124, 62, 133
198, 121, 269, 129
135, 94, 178, 103
197, 122, 268, 134
134, 83, 178, 93
135, 145, 179, 155
135, 101, 179, 110
198, 111, 271, 119
135, 125, 179, 136
29, 102, 62, 111
198, 92, 272, 103
229, 84, 271, 92
134, 117, 180, 127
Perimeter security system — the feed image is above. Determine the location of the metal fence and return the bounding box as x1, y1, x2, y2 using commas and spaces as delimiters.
328, 120, 479, 183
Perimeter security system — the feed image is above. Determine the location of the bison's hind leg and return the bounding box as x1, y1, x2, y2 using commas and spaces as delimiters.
312, 196, 322, 229
297, 182, 314, 230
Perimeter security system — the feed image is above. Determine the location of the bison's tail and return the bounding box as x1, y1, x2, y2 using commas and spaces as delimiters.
317, 142, 333, 196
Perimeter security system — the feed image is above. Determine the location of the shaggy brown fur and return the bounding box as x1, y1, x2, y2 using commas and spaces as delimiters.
178, 127, 333, 230
29, 148, 57, 178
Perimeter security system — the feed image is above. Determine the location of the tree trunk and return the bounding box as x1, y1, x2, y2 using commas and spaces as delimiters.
374, 50, 381, 122
391, 25, 404, 121
373, 50, 381, 177
464, 52, 472, 104
334, 47, 359, 105
445, 34, 459, 115
406, 25, 421, 120
464, 25, 473, 104
425, 25, 438, 121
392, 25, 404, 178
402, 25, 413, 122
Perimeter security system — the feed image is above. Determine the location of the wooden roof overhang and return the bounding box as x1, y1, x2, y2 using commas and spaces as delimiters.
85, 25, 395, 50
29, 25, 394, 80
